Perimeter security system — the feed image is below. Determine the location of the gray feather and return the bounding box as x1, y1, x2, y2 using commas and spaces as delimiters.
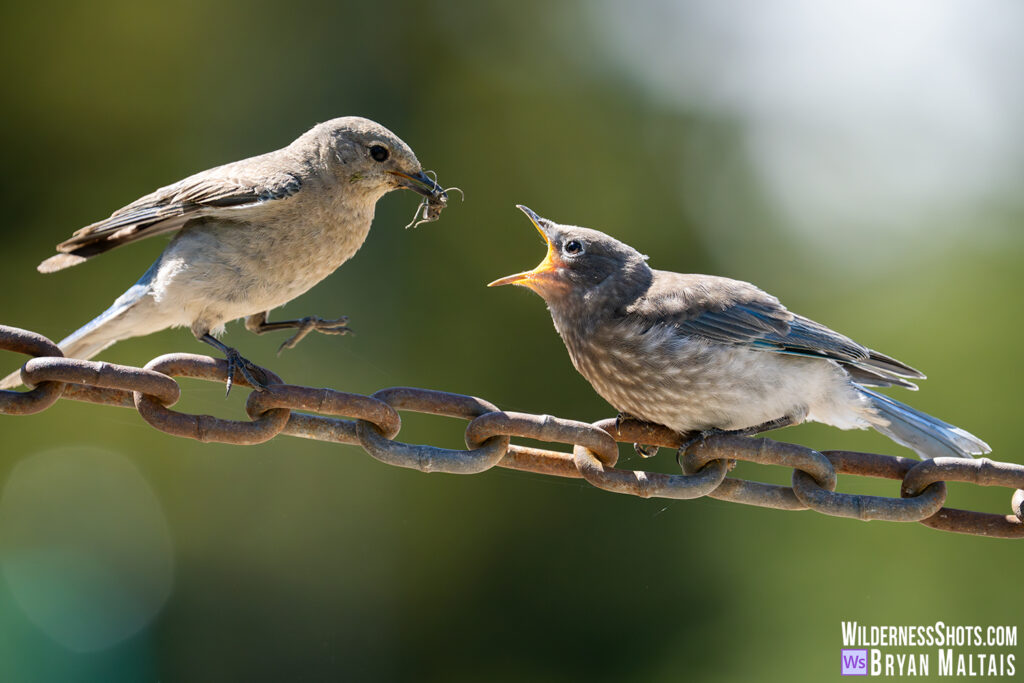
39, 156, 303, 272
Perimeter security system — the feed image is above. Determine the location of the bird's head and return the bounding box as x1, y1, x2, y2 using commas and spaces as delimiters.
307, 116, 447, 204
488, 206, 651, 309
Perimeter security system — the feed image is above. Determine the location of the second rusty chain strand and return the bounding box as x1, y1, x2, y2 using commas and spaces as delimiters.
2, 325, 1022, 538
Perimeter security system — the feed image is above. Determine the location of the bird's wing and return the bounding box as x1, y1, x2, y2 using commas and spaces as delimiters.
757, 314, 924, 383
627, 272, 793, 344
628, 272, 924, 382
39, 157, 302, 273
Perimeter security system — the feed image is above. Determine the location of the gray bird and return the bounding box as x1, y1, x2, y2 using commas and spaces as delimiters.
2, 116, 447, 392
489, 206, 990, 460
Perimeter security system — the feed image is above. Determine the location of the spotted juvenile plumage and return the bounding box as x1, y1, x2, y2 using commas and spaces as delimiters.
489, 206, 990, 460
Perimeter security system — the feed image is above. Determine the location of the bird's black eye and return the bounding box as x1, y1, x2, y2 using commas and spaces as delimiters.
369, 145, 389, 162
563, 240, 584, 256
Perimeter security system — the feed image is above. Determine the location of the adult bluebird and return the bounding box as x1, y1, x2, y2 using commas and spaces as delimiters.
2, 117, 448, 392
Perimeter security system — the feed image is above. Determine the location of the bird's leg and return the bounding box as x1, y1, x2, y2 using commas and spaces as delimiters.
245, 311, 351, 355
199, 333, 270, 396
675, 414, 803, 470
614, 411, 660, 458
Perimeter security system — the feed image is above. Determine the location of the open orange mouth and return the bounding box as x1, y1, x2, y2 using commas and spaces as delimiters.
487, 205, 564, 291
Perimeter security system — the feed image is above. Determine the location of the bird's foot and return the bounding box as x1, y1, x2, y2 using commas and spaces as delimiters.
675, 429, 725, 469
674, 415, 801, 470
200, 333, 269, 396
633, 443, 660, 458
277, 316, 351, 354
613, 413, 659, 458
223, 348, 270, 396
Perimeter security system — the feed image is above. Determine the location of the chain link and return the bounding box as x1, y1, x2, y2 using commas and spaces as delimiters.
2, 325, 1021, 538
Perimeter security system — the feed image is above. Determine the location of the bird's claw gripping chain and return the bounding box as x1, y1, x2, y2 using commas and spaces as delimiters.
614, 411, 659, 458
223, 348, 270, 396
2, 324, 1023, 538
198, 333, 270, 396
673, 417, 800, 471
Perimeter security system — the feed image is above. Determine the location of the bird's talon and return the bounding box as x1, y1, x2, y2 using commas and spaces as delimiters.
223, 349, 268, 396
675, 430, 714, 470
276, 332, 307, 355
241, 362, 269, 391
320, 324, 352, 336
633, 442, 659, 458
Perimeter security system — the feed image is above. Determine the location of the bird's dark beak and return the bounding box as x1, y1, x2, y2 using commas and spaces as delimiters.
488, 205, 564, 290
387, 170, 447, 200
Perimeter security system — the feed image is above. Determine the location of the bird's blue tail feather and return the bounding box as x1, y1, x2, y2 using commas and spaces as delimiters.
860, 387, 990, 459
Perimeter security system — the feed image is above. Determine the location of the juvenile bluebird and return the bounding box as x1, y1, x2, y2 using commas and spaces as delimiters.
489, 206, 990, 460
1, 117, 448, 392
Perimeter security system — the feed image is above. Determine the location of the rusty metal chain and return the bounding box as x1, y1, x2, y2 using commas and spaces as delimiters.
2, 324, 1022, 538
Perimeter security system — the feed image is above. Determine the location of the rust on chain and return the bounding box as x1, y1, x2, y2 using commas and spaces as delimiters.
246, 384, 401, 445
781, 447, 947, 522
680, 434, 840, 512
467, 411, 619, 466
270, 412, 361, 445
22, 356, 180, 406
901, 458, 1024, 538
572, 441, 729, 499
688, 434, 837, 487
60, 383, 138, 408
792, 470, 947, 523
902, 457, 1024, 495
823, 449, 919, 480
1, 325, 1022, 539
498, 445, 581, 479
356, 388, 511, 474
569, 419, 728, 499
601, 416, 685, 451
920, 508, 1024, 539
597, 418, 804, 510
135, 354, 290, 445
0, 326, 66, 415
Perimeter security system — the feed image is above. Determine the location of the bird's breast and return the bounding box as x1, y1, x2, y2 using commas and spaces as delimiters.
156, 195, 377, 322
235, 203, 374, 306
560, 321, 710, 422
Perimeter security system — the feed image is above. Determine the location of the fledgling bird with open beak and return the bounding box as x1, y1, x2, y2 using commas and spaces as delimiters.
489, 206, 990, 460
1, 116, 449, 393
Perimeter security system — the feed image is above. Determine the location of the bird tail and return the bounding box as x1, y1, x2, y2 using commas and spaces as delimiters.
1, 266, 159, 389
861, 387, 990, 459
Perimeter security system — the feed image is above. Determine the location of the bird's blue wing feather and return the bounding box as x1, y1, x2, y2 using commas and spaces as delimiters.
634, 273, 922, 381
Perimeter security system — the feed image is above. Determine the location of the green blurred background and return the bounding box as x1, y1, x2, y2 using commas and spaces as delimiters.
1, 1, 1021, 681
